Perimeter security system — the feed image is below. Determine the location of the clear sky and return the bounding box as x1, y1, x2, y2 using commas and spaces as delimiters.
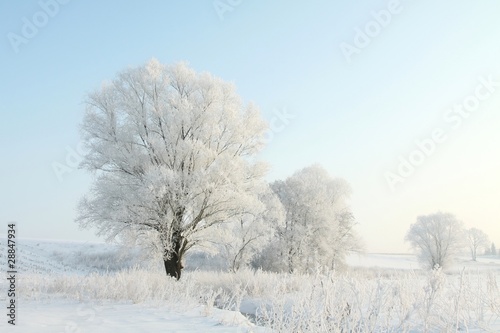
1, 0, 500, 253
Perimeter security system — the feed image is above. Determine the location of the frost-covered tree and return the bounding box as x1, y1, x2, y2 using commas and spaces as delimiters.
269, 165, 359, 273
465, 228, 489, 261
405, 212, 464, 270
489, 242, 497, 256
217, 186, 285, 272
77, 59, 268, 279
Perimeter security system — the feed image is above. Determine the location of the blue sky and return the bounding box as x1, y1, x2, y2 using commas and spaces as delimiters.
1, 0, 500, 252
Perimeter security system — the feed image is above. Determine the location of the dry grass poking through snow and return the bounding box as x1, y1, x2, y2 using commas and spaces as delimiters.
18, 266, 500, 332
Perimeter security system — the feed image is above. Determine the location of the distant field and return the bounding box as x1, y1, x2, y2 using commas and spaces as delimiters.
346, 252, 500, 272
2, 237, 499, 275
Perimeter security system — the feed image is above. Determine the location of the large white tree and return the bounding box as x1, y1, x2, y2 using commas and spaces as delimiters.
406, 212, 465, 270
77, 59, 268, 279
269, 165, 359, 273
465, 228, 489, 261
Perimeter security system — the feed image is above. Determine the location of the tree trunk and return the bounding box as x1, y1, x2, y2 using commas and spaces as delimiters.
164, 253, 183, 280
163, 208, 187, 280
163, 237, 184, 280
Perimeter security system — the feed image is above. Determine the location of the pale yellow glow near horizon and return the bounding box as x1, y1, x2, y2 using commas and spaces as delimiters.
353, 97, 500, 254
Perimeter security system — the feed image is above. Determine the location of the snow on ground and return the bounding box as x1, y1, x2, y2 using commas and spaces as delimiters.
453, 255, 500, 272
0, 238, 268, 332
0, 237, 145, 275
346, 252, 500, 272
1, 238, 499, 332
0, 299, 268, 333
346, 253, 419, 270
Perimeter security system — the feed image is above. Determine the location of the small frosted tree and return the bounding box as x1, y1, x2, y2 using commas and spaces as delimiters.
77, 59, 268, 279
405, 212, 464, 270
465, 228, 489, 261
217, 186, 285, 272
270, 165, 359, 273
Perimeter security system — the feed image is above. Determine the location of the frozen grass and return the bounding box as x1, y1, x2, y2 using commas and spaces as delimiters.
4, 239, 499, 332
17, 267, 500, 332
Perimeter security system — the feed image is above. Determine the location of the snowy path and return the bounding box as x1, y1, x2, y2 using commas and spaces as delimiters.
1, 300, 269, 333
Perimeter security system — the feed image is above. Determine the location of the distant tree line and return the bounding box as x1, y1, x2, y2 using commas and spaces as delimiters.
406, 212, 496, 270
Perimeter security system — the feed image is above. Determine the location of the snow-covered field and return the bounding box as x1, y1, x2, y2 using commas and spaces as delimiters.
1, 238, 499, 332
347, 252, 500, 273
0, 238, 267, 332
6, 300, 264, 333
